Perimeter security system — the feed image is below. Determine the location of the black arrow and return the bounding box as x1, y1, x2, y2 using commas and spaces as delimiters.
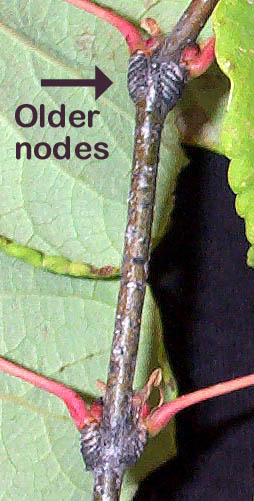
41, 66, 113, 100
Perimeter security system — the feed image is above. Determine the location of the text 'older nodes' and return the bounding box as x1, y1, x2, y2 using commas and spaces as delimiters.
15, 104, 109, 161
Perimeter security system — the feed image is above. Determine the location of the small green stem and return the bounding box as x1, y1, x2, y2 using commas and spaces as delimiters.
0, 235, 120, 279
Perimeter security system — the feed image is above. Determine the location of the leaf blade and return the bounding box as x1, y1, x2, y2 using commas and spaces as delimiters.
214, 0, 254, 266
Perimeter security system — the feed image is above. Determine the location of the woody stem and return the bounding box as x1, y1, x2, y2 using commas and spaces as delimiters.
92, 1, 220, 499
163, 0, 220, 54
92, 97, 163, 501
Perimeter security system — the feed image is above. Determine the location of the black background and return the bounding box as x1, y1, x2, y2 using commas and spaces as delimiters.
136, 149, 254, 501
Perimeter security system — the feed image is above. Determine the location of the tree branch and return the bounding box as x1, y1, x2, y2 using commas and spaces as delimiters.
84, 1, 220, 499
91, 99, 163, 501
162, 0, 220, 54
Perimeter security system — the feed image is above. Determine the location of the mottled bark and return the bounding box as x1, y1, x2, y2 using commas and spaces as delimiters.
162, 0, 220, 55
81, 1, 220, 499
89, 100, 163, 501
90, 58, 187, 501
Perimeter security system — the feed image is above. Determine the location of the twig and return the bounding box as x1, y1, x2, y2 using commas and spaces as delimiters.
92, 97, 164, 501
86, 1, 220, 499
163, 0, 220, 53
0, 1, 251, 496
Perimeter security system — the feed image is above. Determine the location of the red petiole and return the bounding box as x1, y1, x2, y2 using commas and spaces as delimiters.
145, 374, 254, 436
0, 357, 93, 430
63, 0, 216, 75
1, 355, 254, 440
181, 36, 216, 78
63, 0, 147, 53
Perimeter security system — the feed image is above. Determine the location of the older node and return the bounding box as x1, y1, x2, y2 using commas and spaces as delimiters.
80, 422, 102, 471
80, 404, 148, 473
127, 49, 187, 117
127, 51, 148, 103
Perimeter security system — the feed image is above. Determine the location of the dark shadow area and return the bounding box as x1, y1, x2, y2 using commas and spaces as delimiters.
135, 148, 254, 500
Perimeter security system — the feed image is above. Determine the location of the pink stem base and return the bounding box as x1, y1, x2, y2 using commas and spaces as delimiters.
0, 357, 91, 430
181, 36, 216, 78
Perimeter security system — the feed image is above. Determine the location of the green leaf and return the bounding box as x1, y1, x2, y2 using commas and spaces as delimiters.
0, 0, 222, 499
0, 1, 180, 498
213, 0, 254, 267
0, 270, 175, 500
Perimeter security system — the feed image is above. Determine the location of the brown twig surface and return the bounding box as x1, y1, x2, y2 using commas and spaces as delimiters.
92, 100, 163, 501
163, 0, 220, 54
103, 100, 162, 419
85, 1, 220, 500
